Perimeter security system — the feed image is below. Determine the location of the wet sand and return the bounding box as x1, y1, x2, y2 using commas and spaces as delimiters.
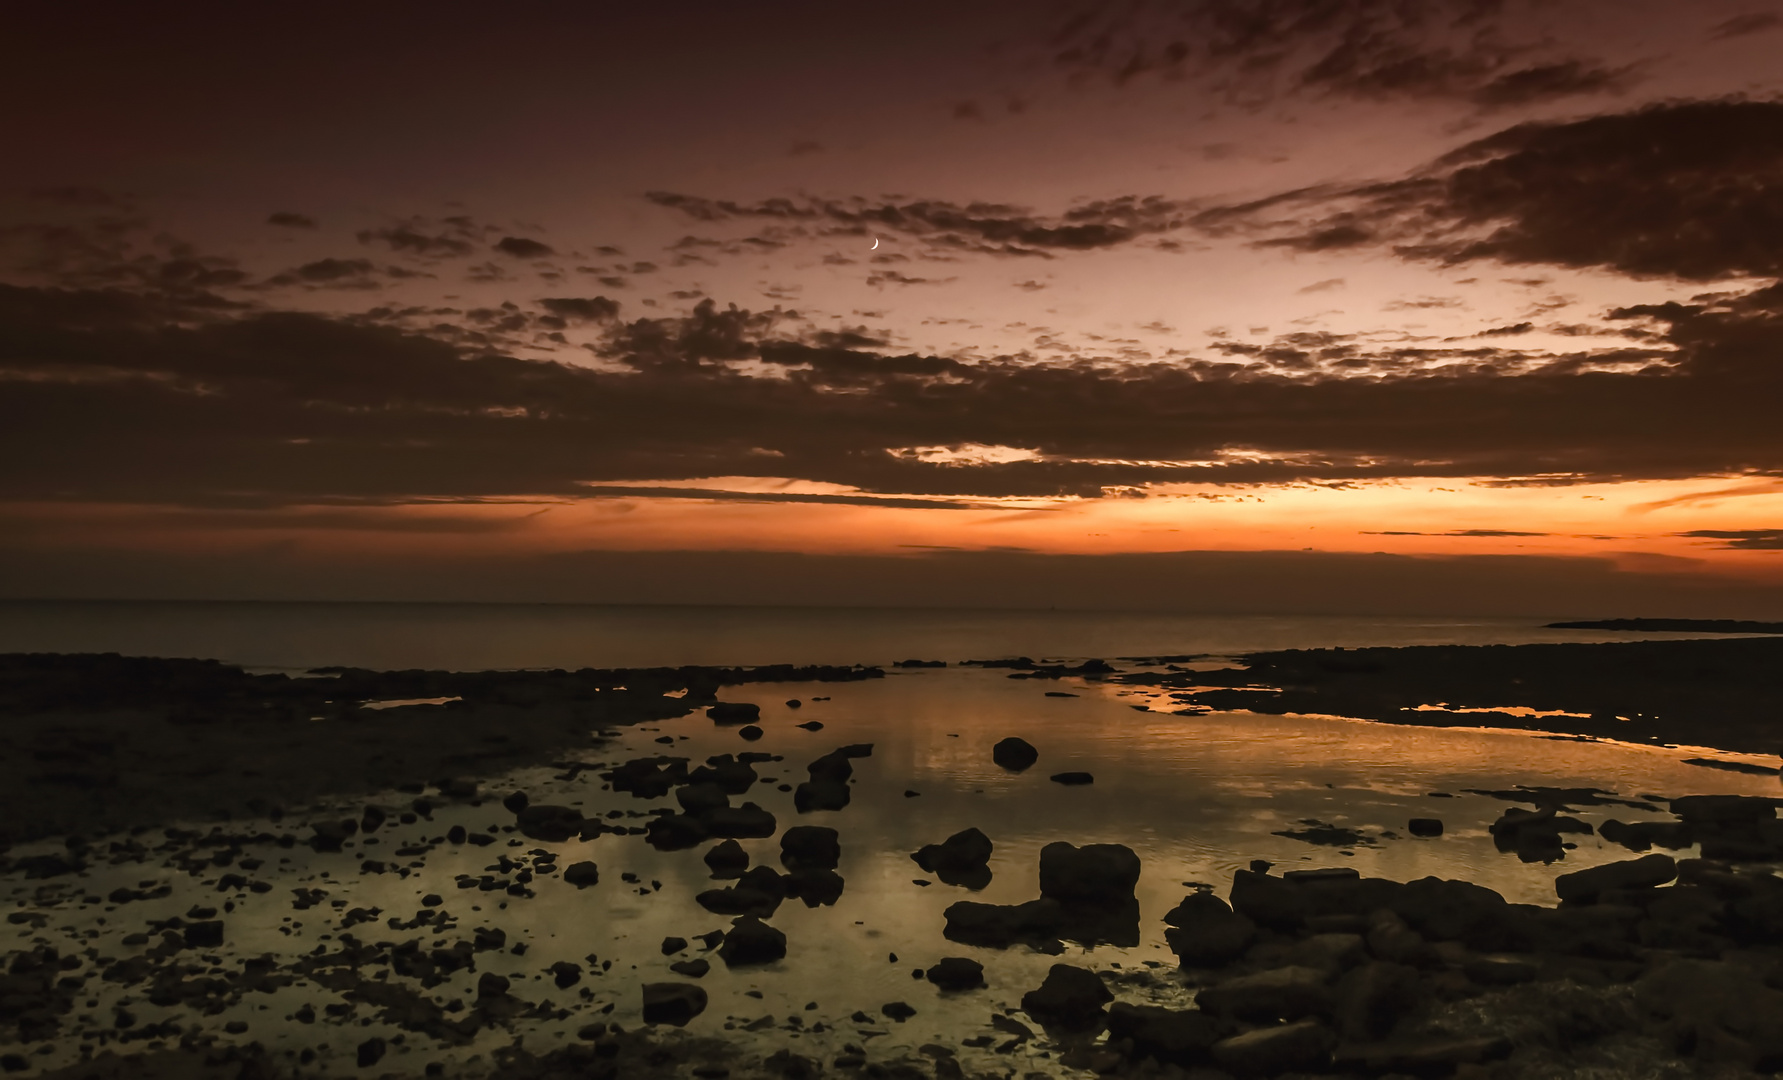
2, 641, 1781, 1079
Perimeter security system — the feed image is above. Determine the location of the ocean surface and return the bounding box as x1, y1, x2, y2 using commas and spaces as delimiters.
0, 599, 1726, 672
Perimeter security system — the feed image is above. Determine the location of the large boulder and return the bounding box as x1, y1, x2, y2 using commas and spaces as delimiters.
1332, 961, 1420, 1042
515, 804, 586, 842
1489, 806, 1592, 863
1196, 967, 1333, 1023
1020, 964, 1112, 1028
701, 802, 777, 839
561, 861, 600, 888
783, 868, 845, 908
707, 702, 761, 725
1038, 842, 1140, 905
1163, 891, 1256, 967
1211, 1019, 1335, 1076
944, 899, 1067, 950
911, 827, 994, 889
644, 814, 709, 851
1229, 869, 1308, 930
703, 839, 749, 878
924, 957, 985, 991
641, 983, 708, 1026
718, 916, 787, 966
992, 737, 1039, 772
1555, 853, 1677, 904
696, 866, 787, 917
675, 782, 730, 816
1107, 1003, 1220, 1067
780, 825, 841, 871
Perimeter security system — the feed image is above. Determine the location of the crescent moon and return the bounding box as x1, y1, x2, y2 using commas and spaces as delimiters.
871, 237, 879, 249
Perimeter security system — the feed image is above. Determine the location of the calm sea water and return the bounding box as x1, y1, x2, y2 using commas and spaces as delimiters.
0, 599, 1717, 671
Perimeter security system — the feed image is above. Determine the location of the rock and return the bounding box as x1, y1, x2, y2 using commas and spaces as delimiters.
1020, 964, 1112, 1028
786, 699, 802, 708
688, 754, 758, 795
738, 725, 763, 741
562, 861, 600, 888
550, 961, 581, 988
1489, 805, 1592, 863
796, 721, 823, 731
1107, 1002, 1221, 1067
702, 802, 778, 839
718, 916, 787, 966
911, 827, 994, 889
944, 898, 1067, 949
1555, 853, 1677, 903
784, 868, 846, 908
309, 819, 357, 852
992, 737, 1039, 772
1408, 817, 1444, 837
1636, 959, 1783, 1068
1333, 1036, 1511, 1074
645, 814, 709, 851
881, 1001, 916, 1021
1049, 771, 1093, 786
781, 825, 841, 870
501, 791, 529, 813
677, 782, 730, 816
703, 839, 750, 878
1287, 932, 1366, 974
516, 804, 585, 842
670, 958, 710, 978
356, 1037, 387, 1068
1332, 961, 1419, 1042
1229, 869, 1308, 930
1163, 891, 1256, 966
924, 957, 985, 991
1365, 910, 1437, 967
1463, 955, 1538, 986
793, 780, 850, 813
183, 920, 224, 948
1196, 966, 1333, 1023
1211, 1019, 1336, 1076
708, 702, 761, 725
662, 936, 688, 955
477, 972, 510, 1000
642, 982, 709, 1026
1391, 876, 1513, 946
1039, 841, 1141, 905
697, 866, 787, 917
439, 777, 478, 799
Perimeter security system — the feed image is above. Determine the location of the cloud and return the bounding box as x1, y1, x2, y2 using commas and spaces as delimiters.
1679, 529, 1783, 549
265, 257, 379, 288
267, 212, 318, 229
538, 296, 621, 322
866, 270, 952, 287
358, 226, 476, 257
1298, 278, 1346, 294
1710, 12, 1781, 38
1217, 99, 1783, 282
494, 236, 555, 259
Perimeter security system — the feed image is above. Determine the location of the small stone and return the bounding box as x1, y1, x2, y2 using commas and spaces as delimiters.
356, 1037, 387, 1068
881, 1001, 916, 1021
992, 737, 1039, 771
563, 861, 600, 887
642, 982, 709, 1026
1049, 771, 1094, 786
1408, 818, 1444, 837
925, 957, 986, 991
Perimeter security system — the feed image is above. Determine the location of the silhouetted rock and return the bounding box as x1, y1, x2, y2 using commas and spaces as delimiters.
501, 791, 529, 813
702, 802, 777, 839
549, 962, 581, 988
1636, 959, 1783, 1071
1163, 891, 1255, 966
992, 737, 1039, 772
562, 861, 600, 888
795, 721, 823, 731
1555, 853, 1677, 903
1038, 842, 1140, 905
1332, 961, 1420, 1042
642, 983, 708, 1026
644, 814, 709, 851
783, 868, 845, 907
911, 827, 993, 889
1197, 966, 1333, 1023
1107, 1003, 1220, 1068
1020, 964, 1111, 1028
603, 757, 690, 799
1490, 805, 1593, 862
1332, 1036, 1512, 1075
925, 957, 985, 991
515, 804, 584, 842
738, 725, 763, 741
688, 754, 758, 795
677, 782, 730, 816
944, 899, 1070, 950
780, 825, 841, 871
669, 958, 710, 978
356, 1038, 387, 1068
707, 702, 761, 725
1049, 771, 1093, 786
1408, 817, 1444, 837
718, 916, 787, 966
1212, 1019, 1335, 1076
477, 972, 510, 1000
703, 839, 749, 878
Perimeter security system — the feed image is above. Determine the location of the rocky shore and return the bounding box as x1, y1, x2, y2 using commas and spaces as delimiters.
1, 648, 1780, 1079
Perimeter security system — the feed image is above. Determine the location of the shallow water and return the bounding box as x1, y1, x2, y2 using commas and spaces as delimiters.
7, 664, 1777, 1076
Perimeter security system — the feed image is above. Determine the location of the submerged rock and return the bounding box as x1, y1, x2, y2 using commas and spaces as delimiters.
515, 804, 585, 842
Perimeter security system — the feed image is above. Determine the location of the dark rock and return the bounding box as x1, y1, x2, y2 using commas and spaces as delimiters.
1489, 805, 1593, 863
1333, 1036, 1511, 1075
697, 866, 787, 917
738, 725, 763, 741
702, 802, 777, 839
677, 782, 730, 816
183, 920, 224, 948
708, 702, 762, 725
550, 961, 581, 988
516, 804, 585, 842
781, 825, 841, 871
1287, 932, 1367, 974
1463, 954, 1538, 986
881, 1001, 916, 1021
1600, 818, 1694, 852
670, 958, 710, 978
786, 699, 802, 708
357, 1037, 387, 1068
1163, 891, 1256, 967
1555, 853, 1678, 903
944, 898, 1068, 950
796, 721, 823, 731
1230, 868, 1308, 930
703, 839, 750, 878
439, 777, 478, 799
1197, 966, 1333, 1023
688, 754, 758, 795
1408, 817, 1444, 837
477, 972, 510, 1000
784, 868, 846, 908
1332, 961, 1419, 1042
662, 937, 688, 955
911, 827, 994, 889
1020, 964, 1112, 1028
925, 957, 985, 991
645, 814, 709, 851
992, 737, 1039, 772
562, 861, 600, 888
1039, 841, 1140, 905
718, 916, 787, 966
642, 982, 708, 1026
1638, 959, 1783, 1069
1391, 876, 1513, 946
502, 791, 529, 813
793, 780, 850, 813
601, 756, 690, 798
1211, 1019, 1336, 1076
310, 819, 357, 852
1107, 1002, 1221, 1067
1049, 771, 1094, 786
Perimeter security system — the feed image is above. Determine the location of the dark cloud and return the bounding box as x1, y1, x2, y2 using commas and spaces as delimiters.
645, 190, 1189, 259
493, 236, 555, 259
358, 226, 476, 257
1678, 529, 1783, 549
3, 280, 1783, 509
1363, 529, 1548, 537
267, 212, 317, 229
1045, 0, 1632, 108
538, 296, 620, 322
1480, 322, 1534, 336
266, 257, 378, 288
1221, 99, 1783, 282
866, 270, 951, 287
1710, 12, 1781, 38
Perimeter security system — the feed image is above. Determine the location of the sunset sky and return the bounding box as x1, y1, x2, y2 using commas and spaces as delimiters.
4, 0, 1783, 613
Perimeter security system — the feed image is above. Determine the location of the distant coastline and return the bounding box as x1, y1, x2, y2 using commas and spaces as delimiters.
1546, 617, 1783, 634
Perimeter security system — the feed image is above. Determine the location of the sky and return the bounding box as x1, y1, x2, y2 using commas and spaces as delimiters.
4, 0, 1783, 614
